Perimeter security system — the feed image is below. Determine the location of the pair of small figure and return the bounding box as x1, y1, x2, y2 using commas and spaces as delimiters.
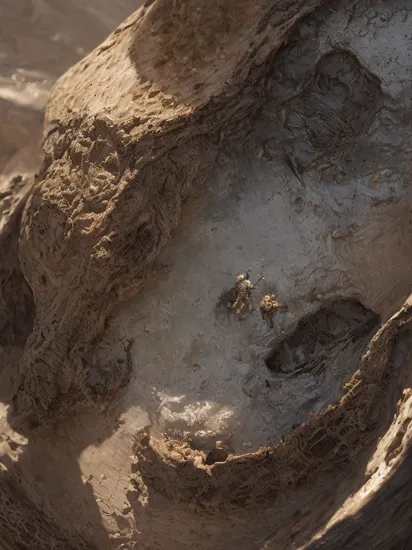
229, 273, 287, 327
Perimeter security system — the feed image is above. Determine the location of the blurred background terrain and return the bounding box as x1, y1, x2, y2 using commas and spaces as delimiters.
0, 0, 142, 179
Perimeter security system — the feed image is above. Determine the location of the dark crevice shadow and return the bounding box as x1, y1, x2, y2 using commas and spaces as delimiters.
305, 441, 412, 550
264, 298, 380, 375
0, 408, 118, 550
0, 185, 35, 403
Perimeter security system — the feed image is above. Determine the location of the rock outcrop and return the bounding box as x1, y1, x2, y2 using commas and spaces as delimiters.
12, 0, 324, 426
3, 1, 412, 549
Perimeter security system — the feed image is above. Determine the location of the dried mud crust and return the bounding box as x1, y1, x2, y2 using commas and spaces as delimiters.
10, 0, 325, 427
129, 298, 412, 510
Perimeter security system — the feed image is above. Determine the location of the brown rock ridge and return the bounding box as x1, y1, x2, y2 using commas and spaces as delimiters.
11, 0, 324, 426
123, 298, 412, 549
130, 297, 412, 511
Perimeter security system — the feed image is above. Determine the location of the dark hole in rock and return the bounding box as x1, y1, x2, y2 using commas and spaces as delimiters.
214, 287, 237, 324
265, 299, 380, 376
205, 448, 229, 465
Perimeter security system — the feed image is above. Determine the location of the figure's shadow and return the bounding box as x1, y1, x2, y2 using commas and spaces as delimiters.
3, 0, 412, 547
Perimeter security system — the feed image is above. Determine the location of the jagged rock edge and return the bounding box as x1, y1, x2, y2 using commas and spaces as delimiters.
131, 298, 412, 510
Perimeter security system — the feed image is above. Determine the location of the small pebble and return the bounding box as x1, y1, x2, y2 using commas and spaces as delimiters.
332, 230, 342, 239
359, 28, 369, 36
101, 474, 107, 480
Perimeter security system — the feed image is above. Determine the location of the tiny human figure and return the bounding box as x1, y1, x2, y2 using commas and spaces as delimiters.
231, 273, 255, 314
259, 294, 288, 328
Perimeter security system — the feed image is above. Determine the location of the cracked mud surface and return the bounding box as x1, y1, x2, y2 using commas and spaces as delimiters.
2, 0, 412, 549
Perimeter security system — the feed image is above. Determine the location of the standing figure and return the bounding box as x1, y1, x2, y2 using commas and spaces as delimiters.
231, 274, 255, 314
259, 294, 288, 328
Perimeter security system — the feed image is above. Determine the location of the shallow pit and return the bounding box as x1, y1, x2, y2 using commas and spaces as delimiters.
265, 298, 380, 376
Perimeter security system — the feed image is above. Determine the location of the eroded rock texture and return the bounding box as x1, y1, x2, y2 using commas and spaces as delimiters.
0, 175, 34, 402
12, 0, 324, 425
0, 470, 93, 550
3, 0, 412, 549
130, 298, 412, 508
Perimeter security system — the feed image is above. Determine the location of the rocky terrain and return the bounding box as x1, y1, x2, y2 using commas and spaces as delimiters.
1, 0, 412, 548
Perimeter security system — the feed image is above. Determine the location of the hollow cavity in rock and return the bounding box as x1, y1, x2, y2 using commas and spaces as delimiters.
265, 298, 380, 377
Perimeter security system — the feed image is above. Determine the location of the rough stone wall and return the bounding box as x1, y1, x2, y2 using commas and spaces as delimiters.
0, 469, 94, 550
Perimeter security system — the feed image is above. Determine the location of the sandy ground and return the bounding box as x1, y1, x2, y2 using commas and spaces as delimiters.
2, 0, 412, 549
